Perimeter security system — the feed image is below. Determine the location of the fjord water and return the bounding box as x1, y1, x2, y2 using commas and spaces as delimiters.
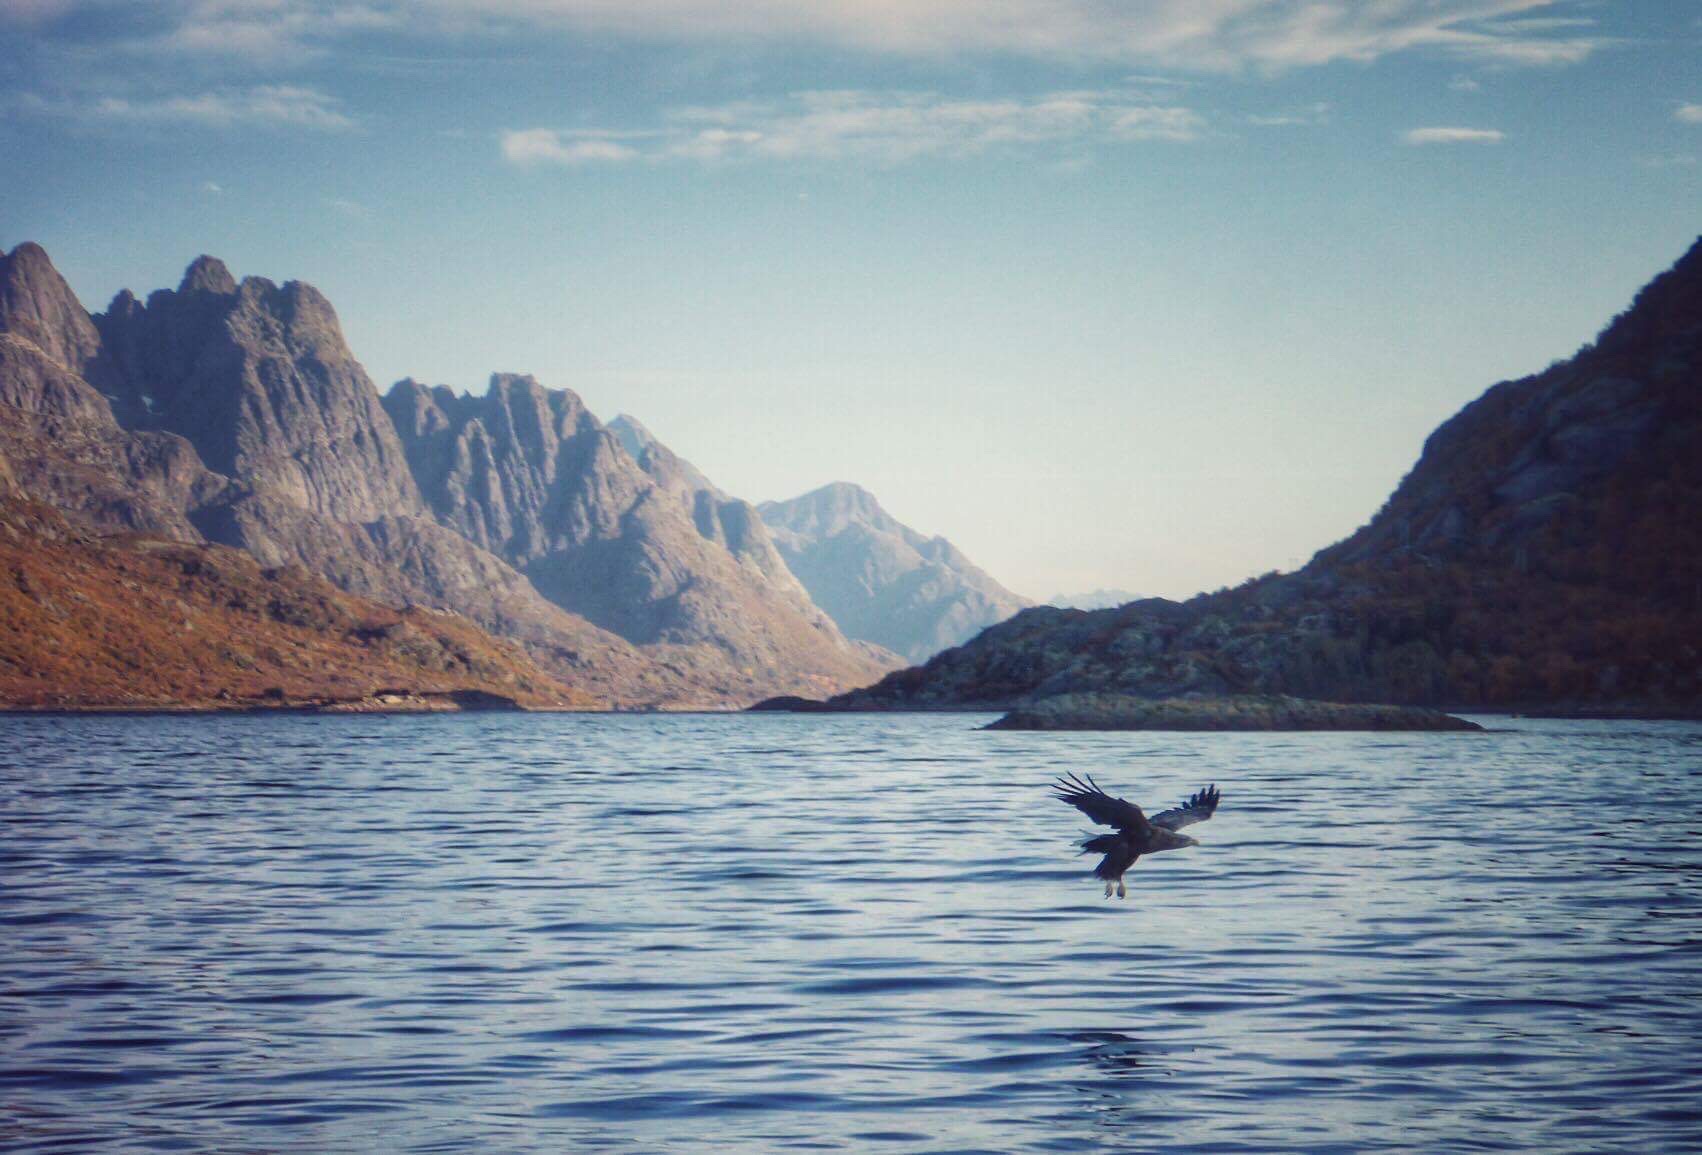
2, 715, 1698, 1153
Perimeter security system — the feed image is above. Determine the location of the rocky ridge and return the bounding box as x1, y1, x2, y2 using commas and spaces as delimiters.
833, 237, 1702, 716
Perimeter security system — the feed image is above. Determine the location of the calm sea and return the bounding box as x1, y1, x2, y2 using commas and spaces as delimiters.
2, 713, 1698, 1152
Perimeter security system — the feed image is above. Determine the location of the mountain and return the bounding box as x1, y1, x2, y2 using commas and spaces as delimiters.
381, 380, 893, 694
1046, 589, 1143, 611
757, 482, 1030, 663
97, 256, 424, 521
0, 242, 894, 707
0, 243, 674, 705
836, 237, 1702, 715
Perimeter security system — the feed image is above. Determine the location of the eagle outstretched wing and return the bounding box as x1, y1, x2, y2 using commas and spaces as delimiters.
1052, 772, 1149, 832
1150, 785, 1221, 831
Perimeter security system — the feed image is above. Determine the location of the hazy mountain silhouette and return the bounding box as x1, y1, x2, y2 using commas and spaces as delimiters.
758, 481, 1030, 663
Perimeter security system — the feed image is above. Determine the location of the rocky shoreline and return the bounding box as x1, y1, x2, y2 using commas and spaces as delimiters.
983, 693, 1483, 732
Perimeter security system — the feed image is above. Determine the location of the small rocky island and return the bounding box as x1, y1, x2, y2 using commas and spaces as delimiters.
985, 693, 1483, 732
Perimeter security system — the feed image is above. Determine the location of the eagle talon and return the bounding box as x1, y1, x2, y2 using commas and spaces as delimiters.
1116, 880, 1126, 899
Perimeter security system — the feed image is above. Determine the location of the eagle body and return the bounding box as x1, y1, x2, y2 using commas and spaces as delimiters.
1053, 775, 1221, 898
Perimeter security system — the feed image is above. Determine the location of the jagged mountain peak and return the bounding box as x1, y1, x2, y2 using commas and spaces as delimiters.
0, 241, 110, 383
759, 482, 1029, 663
764, 481, 898, 540
179, 254, 238, 295
93, 254, 425, 522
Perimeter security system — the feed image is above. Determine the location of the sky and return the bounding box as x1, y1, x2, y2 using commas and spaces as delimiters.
2, 2, 1698, 601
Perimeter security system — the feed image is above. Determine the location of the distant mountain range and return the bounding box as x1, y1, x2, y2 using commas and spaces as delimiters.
1045, 589, 1142, 611
837, 237, 1702, 716
2, 242, 960, 708
758, 482, 1030, 663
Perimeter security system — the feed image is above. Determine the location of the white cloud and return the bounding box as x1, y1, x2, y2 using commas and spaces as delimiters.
1676, 103, 1702, 125
1449, 75, 1482, 92
86, 85, 356, 131
11, 1, 1604, 72
1403, 125, 1505, 145
506, 90, 1206, 167
501, 128, 640, 165
443, 0, 1604, 69
1247, 101, 1331, 127
1109, 105, 1205, 141
201, 180, 223, 194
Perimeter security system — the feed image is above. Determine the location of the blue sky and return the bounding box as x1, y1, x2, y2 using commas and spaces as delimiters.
3, 1, 1698, 599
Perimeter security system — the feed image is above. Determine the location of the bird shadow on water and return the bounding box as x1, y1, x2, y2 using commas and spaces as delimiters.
1068, 1029, 1160, 1082
1047, 1028, 1194, 1144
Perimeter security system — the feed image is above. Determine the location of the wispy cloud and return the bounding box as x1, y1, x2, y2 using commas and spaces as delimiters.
505, 90, 1205, 168
1677, 103, 1702, 125
6, 1, 1605, 72
82, 85, 356, 131
455, 0, 1608, 70
1403, 125, 1505, 145
1247, 101, 1332, 127
501, 129, 642, 165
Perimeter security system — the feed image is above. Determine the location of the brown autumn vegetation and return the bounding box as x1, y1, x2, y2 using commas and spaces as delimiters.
0, 498, 595, 710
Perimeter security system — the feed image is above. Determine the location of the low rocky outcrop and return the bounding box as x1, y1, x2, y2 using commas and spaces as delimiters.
985, 693, 1482, 731
758, 481, 1030, 663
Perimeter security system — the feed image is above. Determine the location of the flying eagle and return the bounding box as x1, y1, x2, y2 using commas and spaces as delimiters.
1053, 774, 1221, 898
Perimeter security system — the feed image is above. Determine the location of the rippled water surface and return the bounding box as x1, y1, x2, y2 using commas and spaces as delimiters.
3, 713, 1700, 1152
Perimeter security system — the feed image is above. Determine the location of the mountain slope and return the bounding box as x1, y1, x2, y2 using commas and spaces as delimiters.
758, 482, 1030, 663
0, 497, 591, 710
836, 237, 1702, 714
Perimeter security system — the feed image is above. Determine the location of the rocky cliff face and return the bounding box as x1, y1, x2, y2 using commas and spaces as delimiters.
97, 258, 425, 523
383, 379, 895, 692
758, 482, 1030, 663
606, 413, 827, 614
838, 237, 1702, 714
0, 245, 233, 541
